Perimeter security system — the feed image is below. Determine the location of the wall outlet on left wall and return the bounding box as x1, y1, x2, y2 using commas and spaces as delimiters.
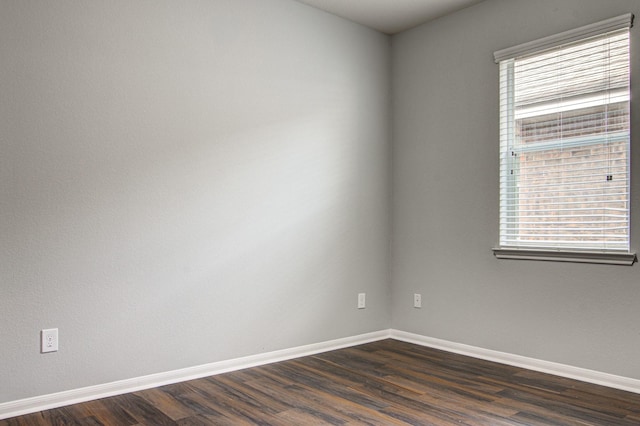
357, 293, 366, 309
41, 328, 59, 353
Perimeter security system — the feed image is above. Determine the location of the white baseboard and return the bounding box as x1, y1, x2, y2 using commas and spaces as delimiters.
4, 329, 639, 420
390, 329, 640, 395
0, 330, 390, 420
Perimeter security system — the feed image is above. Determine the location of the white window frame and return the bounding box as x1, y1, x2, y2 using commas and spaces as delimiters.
492, 14, 636, 265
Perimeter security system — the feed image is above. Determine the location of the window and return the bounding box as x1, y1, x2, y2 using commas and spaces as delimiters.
493, 14, 636, 265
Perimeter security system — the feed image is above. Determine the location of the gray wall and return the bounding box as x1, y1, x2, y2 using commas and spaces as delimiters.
391, 0, 640, 380
1, 0, 391, 403
3, 0, 640, 408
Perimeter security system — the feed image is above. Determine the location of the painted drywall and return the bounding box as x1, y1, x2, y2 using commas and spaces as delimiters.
391, 0, 640, 379
0, 0, 391, 403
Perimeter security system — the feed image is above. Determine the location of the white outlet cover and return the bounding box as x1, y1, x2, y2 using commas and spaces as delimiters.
41, 328, 59, 353
358, 293, 366, 309
414, 293, 422, 308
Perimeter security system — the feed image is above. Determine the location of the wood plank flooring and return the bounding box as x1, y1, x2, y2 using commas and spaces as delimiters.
3, 339, 640, 425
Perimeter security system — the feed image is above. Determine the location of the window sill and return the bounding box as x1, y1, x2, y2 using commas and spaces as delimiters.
492, 247, 636, 265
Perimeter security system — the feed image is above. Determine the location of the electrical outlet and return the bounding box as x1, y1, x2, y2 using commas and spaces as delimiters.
41, 328, 58, 353
357, 293, 366, 309
414, 293, 422, 308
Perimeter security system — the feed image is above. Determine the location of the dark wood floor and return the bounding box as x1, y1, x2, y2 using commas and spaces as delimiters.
3, 339, 640, 425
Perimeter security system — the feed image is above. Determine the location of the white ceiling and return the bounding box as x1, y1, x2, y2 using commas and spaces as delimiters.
294, 0, 485, 34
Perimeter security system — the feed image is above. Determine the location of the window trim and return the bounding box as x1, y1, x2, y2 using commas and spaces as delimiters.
492, 247, 636, 265
493, 14, 634, 64
493, 14, 636, 265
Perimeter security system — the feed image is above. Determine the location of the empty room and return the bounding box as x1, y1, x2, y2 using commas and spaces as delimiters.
2, 0, 639, 424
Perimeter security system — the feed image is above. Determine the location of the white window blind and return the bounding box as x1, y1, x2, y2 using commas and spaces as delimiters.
494, 16, 634, 262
